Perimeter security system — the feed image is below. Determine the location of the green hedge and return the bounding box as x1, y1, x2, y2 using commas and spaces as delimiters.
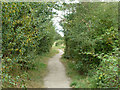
63, 2, 119, 88
2, 2, 55, 88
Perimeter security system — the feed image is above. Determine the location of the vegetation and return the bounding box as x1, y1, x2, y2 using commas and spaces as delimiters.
62, 2, 119, 88
53, 31, 65, 49
61, 58, 96, 88
2, 2, 56, 88
1, 1, 119, 88
54, 31, 63, 41
26, 47, 59, 88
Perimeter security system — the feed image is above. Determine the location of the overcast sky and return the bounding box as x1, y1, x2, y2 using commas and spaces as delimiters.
52, 0, 79, 37
52, 0, 119, 37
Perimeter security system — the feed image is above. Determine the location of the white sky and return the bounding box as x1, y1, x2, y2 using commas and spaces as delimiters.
52, 0, 119, 37
52, 7, 71, 37
52, 0, 78, 37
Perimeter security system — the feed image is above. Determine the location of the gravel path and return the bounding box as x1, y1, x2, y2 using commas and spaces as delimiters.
44, 49, 71, 88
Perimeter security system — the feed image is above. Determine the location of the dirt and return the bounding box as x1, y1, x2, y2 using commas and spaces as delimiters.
44, 49, 71, 88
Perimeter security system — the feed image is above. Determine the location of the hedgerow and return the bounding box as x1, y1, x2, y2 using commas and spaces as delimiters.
62, 2, 119, 88
2, 2, 55, 88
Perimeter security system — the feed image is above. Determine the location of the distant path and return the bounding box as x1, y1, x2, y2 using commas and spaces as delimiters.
44, 49, 71, 88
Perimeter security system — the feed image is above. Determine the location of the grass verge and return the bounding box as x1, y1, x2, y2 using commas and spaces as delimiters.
26, 47, 59, 88
60, 58, 96, 88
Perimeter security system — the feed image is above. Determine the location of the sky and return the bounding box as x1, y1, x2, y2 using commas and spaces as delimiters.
52, 0, 119, 37
52, 9, 64, 37
52, 0, 79, 37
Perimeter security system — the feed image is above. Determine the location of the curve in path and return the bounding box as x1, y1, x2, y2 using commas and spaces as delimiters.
44, 49, 71, 88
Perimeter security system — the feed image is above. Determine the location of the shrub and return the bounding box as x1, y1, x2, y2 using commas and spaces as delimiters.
2, 2, 55, 88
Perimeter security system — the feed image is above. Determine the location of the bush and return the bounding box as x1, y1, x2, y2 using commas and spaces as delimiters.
2, 2, 55, 88
55, 40, 64, 46
62, 2, 119, 88
95, 54, 119, 88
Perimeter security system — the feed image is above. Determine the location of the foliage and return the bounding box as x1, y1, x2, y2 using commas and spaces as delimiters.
54, 31, 63, 41
2, 2, 56, 88
55, 40, 64, 46
26, 47, 59, 88
62, 2, 119, 88
91, 47, 119, 88
61, 58, 96, 88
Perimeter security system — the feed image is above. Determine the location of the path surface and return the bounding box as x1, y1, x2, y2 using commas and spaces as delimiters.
44, 49, 71, 88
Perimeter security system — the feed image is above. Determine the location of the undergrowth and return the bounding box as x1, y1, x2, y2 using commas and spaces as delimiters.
26, 47, 59, 88
61, 58, 96, 88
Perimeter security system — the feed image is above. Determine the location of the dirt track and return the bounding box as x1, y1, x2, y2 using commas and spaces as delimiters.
44, 49, 71, 88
